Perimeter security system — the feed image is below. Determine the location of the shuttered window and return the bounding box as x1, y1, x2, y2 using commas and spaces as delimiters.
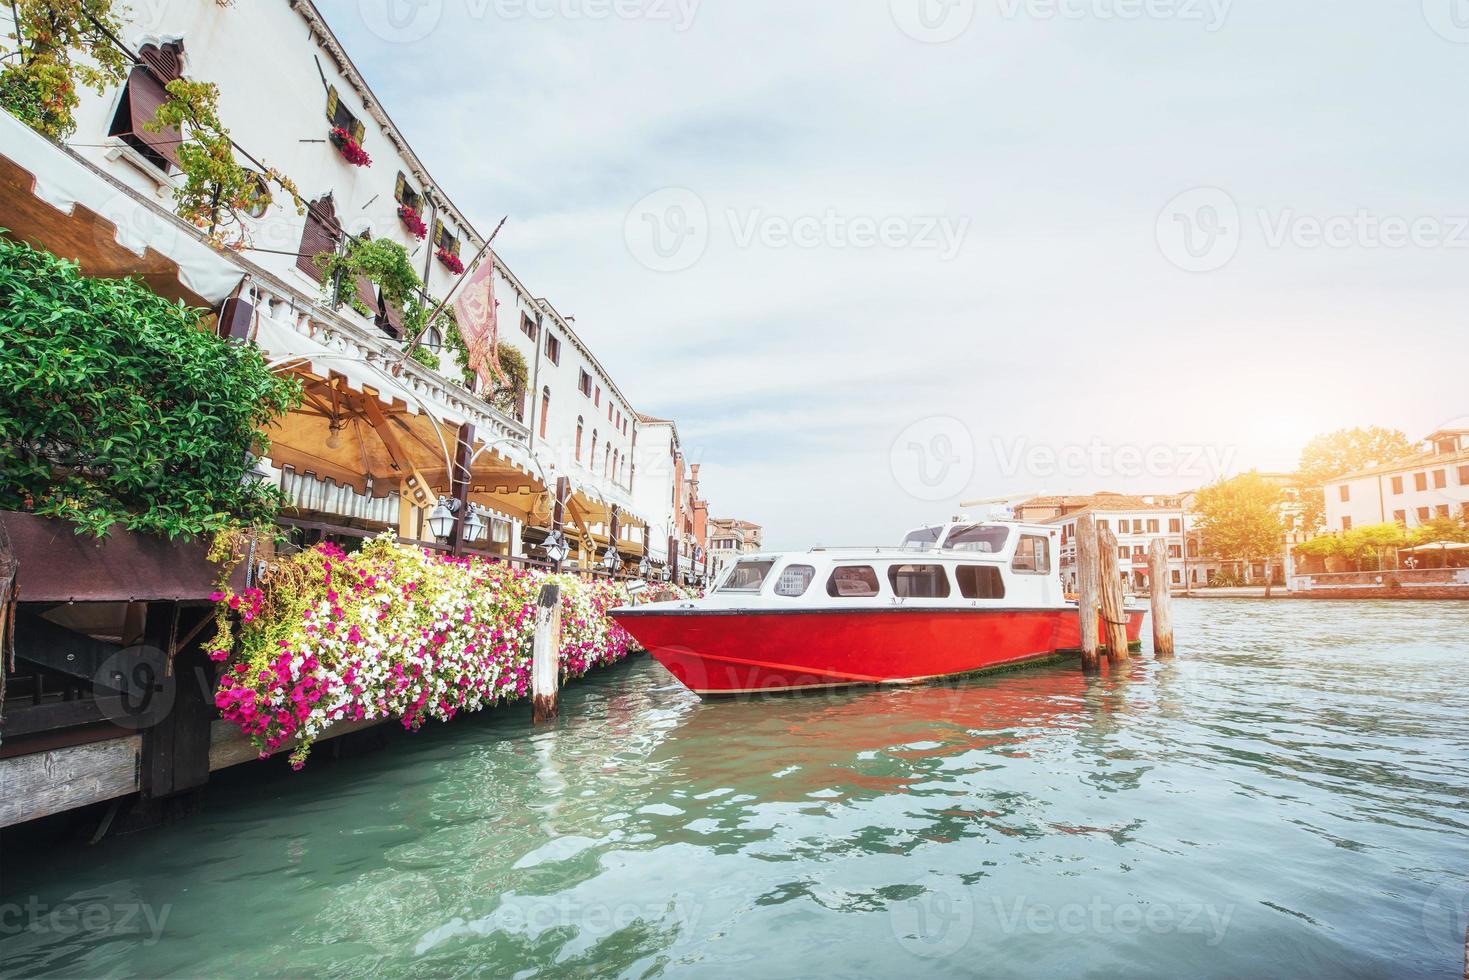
296, 195, 342, 283
351, 230, 376, 313
325, 85, 366, 144
107, 43, 186, 171
394, 171, 422, 211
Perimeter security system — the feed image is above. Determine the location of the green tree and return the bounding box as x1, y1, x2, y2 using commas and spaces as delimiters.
1295, 426, 1417, 532
0, 238, 301, 537
1192, 471, 1285, 592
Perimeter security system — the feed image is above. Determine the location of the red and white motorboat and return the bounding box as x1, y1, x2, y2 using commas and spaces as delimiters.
612, 512, 1147, 697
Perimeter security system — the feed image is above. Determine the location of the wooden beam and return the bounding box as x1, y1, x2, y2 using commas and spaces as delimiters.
1075, 513, 1101, 672
1097, 526, 1130, 664
0, 735, 142, 828
1149, 538, 1175, 657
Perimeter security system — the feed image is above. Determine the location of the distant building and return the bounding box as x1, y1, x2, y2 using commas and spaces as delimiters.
1041, 495, 1215, 592
709, 518, 763, 574
1323, 428, 1469, 532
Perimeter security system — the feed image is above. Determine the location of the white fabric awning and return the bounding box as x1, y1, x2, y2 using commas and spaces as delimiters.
0, 108, 244, 304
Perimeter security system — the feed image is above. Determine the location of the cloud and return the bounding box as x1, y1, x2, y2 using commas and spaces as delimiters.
325, 0, 1468, 546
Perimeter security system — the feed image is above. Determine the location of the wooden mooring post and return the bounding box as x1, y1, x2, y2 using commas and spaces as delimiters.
1148, 538, 1175, 657
531, 583, 561, 723
1075, 512, 1101, 673
1096, 526, 1130, 665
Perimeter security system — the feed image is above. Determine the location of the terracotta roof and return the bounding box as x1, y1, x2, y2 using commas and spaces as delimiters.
636, 413, 673, 424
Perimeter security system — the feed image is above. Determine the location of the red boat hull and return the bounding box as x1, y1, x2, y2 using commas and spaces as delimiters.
613, 606, 1146, 696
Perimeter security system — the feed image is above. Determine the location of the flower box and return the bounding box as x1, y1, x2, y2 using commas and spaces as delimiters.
329, 127, 372, 168
398, 204, 428, 240
436, 247, 465, 275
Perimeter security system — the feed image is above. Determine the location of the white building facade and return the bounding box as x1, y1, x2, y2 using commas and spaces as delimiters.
41, 0, 663, 553
1324, 429, 1469, 532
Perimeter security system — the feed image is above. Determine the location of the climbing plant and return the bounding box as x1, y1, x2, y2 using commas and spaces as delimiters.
152, 78, 303, 248
0, 0, 130, 139
0, 237, 302, 537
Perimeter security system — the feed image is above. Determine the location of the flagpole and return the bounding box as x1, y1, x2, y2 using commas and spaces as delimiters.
400, 214, 508, 360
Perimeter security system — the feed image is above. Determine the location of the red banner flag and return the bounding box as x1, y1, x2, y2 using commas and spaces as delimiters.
453, 250, 504, 388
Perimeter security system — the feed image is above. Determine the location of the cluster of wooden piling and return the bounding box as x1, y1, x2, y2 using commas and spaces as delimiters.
1073, 513, 1174, 672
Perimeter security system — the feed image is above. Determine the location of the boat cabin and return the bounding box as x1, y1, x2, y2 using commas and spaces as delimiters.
702, 519, 1065, 609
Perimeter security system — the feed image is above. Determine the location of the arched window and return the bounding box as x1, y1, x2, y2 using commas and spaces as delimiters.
604, 445, 611, 478
590, 431, 598, 470
538, 387, 550, 439
575, 417, 584, 461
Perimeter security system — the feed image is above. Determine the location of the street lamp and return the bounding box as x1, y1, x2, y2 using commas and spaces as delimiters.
242, 454, 272, 488
427, 496, 460, 542
602, 547, 623, 574
542, 530, 570, 565
637, 556, 650, 578
462, 504, 488, 545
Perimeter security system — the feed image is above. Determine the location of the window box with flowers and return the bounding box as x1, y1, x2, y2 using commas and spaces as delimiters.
436, 246, 465, 275
433, 220, 464, 275
325, 86, 371, 167
398, 204, 428, 239
329, 126, 371, 167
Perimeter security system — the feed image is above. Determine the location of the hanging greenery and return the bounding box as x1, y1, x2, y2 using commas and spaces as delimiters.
0, 0, 130, 140
0, 237, 302, 537
152, 78, 303, 248
314, 241, 527, 414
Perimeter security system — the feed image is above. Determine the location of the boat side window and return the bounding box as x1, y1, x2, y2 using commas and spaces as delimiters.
957, 565, 1006, 599
718, 559, 776, 592
826, 565, 881, 598
775, 564, 815, 597
887, 563, 951, 598
1011, 535, 1051, 574
944, 524, 1010, 553
900, 527, 943, 551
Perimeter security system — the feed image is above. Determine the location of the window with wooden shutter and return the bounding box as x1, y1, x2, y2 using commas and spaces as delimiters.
376, 295, 404, 340
325, 85, 366, 144
394, 171, 422, 211
296, 195, 342, 283
351, 230, 376, 313
107, 41, 186, 170
433, 220, 460, 256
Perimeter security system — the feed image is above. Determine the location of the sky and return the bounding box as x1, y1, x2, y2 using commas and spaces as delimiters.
325, 0, 1468, 549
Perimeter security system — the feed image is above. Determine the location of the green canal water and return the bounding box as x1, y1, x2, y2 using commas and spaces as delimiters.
3, 600, 1468, 978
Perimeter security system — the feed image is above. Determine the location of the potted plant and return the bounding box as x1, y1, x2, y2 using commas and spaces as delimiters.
398, 204, 428, 239
436, 246, 465, 275
329, 127, 372, 167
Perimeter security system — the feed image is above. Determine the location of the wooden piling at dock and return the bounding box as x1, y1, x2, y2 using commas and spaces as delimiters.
1075, 513, 1101, 672
532, 583, 561, 723
1148, 538, 1175, 657
1096, 527, 1130, 665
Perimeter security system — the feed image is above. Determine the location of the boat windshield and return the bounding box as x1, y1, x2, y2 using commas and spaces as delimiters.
900, 526, 944, 551
717, 559, 776, 592
943, 524, 1010, 553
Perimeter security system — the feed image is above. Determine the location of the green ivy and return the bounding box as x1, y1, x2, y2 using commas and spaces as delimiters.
0, 237, 302, 538
316, 241, 528, 414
